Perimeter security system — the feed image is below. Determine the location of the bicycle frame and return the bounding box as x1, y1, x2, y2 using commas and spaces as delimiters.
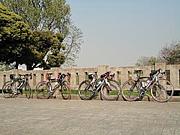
10, 74, 32, 96
87, 74, 111, 95
134, 69, 166, 96
53, 74, 68, 89
142, 71, 161, 90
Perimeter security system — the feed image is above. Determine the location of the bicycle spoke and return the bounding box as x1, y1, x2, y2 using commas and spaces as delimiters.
151, 79, 174, 102
121, 80, 140, 101
36, 82, 51, 99
101, 80, 120, 101
78, 80, 95, 100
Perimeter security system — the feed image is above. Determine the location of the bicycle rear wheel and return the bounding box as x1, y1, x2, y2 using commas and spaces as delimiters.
60, 81, 71, 100
78, 80, 95, 100
151, 79, 174, 102
101, 80, 121, 101
36, 81, 51, 99
121, 79, 140, 101
2, 81, 13, 98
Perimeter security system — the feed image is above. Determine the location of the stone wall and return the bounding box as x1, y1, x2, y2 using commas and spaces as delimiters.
0, 63, 180, 90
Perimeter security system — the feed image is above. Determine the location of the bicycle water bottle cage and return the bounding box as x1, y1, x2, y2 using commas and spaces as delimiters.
95, 80, 101, 88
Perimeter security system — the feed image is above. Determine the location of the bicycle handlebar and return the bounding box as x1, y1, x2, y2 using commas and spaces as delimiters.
100, 71, 111, 79
57, 73, 71, 80
150, 68, 165, 77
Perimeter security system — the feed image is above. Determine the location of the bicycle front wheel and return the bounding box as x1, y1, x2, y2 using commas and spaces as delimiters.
121, 79, 140, 101
61, 81, 71, 100
36, 81, 51, 99
78, 80, 95, 100
2, 81, 13, 98
100, 80, 121, 101
151, 79, 174, 103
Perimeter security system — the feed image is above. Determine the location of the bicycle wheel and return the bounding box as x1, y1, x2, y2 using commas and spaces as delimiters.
100, 80, 121, 101
78, 80, 95, 100
60, 81, 71, 100
2, 81, 13, 98
36, 81, 51, 99
151, 79, 174, 103
121, 79, 140, 101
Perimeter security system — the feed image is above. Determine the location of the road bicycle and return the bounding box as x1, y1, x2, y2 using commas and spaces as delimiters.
36, 73, 71, 100
78, 72, 121, 101
121, 69, 174, 102
1, 74, 32, 99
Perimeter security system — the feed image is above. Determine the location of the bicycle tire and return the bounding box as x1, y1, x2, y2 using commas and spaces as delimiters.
151, 79, 174, 103
36, 81, 51, 99
2, 81, 13, 98
100, 80, 121, 101
121, 79, 140, 101
61, 81, 71, 100
78, 80, 95, 100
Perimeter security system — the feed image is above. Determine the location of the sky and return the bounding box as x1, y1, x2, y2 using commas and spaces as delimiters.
67, 0, 180, 67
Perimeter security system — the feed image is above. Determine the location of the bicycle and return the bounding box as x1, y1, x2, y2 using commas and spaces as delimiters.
121, 69, 174, 102
2, 74, 32, 99
78, 72, 121, 101
36, 73, 71, 100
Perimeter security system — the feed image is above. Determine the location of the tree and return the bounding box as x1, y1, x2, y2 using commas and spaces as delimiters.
0, 3, 32, 68
0, 3, 66, 70
2, 0, 83, 67
135, 56, 160, 66
159, 41, 180, 64
0, 62, 14, 71
2, 0, 70, 32
29, 31, 66, 69
12, 30, 66, 70
63, 25, 83, 66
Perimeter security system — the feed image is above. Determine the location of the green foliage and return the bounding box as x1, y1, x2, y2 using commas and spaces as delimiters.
2, 0, 70, 33
2, 0, 82, 67
0, 62, 14, 71
0, 3, 32, 66
0, 3, 66, 70
29, 31, 65, 69
47, 53, 65, 67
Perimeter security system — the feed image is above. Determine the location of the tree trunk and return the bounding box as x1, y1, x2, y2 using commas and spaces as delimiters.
15, 63, 18, 69
26, 64, 33, 70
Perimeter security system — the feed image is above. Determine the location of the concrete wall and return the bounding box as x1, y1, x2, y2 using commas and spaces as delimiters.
0, 63, 180, 90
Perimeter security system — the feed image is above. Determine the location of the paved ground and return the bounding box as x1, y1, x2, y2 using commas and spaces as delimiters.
0, 98, 180, 135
